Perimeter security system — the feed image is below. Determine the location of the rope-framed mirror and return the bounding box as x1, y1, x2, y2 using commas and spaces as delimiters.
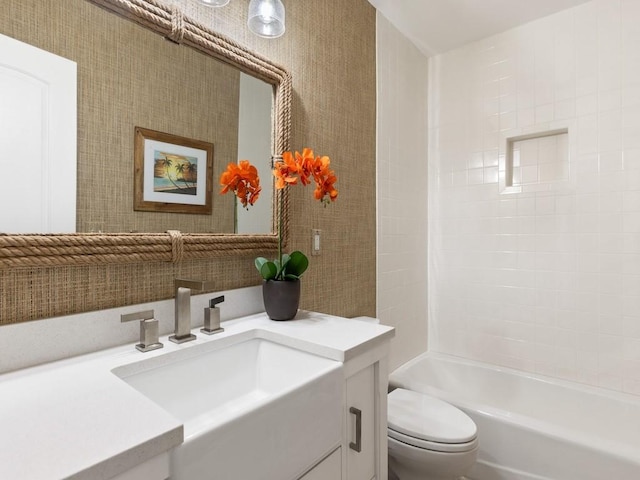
0, 0, 291, 269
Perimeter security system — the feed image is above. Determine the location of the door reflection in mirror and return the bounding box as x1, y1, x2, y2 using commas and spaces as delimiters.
0, 33, 76, 233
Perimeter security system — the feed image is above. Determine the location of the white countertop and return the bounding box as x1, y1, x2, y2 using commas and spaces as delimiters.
0, 311, 394, 480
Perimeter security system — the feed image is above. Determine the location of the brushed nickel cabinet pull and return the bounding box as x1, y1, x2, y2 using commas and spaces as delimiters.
349, 406, 362, 453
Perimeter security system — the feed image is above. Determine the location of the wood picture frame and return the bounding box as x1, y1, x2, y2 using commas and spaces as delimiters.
133, 127, 214, 214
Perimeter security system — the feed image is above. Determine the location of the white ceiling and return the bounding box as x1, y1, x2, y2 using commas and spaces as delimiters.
367, 0, 591, 56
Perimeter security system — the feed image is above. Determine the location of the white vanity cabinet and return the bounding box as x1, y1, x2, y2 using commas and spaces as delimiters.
346, 365, 376, 479
108, 453, 169, 480
298, 340, 391, 480
0, 308, 393, 480
343, 343, 390, 480
300, 448, 343, 479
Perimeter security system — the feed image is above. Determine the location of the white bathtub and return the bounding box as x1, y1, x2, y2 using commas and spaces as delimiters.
389, 352, 640, 480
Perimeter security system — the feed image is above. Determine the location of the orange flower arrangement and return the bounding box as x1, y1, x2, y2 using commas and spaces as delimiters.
220, 148, 337, 281
219, 159, 261, 209
274, 148, 338, 204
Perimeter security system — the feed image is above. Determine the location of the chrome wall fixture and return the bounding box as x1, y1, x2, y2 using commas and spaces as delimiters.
198, 0, 285, 38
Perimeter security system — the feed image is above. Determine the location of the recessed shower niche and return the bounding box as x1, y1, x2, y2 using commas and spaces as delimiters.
500, 128, 570, 194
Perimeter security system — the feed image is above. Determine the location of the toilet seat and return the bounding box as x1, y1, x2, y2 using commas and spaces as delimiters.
388, 427, 478, 453
388, 388, 478, 453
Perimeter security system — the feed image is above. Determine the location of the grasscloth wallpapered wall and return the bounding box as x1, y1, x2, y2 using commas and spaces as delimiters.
0, 0, 377, 325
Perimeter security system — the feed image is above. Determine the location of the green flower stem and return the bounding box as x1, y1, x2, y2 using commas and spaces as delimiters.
278, 189, 283, 279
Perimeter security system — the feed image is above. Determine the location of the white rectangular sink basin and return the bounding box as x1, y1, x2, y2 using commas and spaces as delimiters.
113, 335, 343, 480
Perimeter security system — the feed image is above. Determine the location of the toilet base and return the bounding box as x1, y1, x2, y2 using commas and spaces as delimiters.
388, 437, 478, 480
389, 460, 471, 480
389, 469, 469, 480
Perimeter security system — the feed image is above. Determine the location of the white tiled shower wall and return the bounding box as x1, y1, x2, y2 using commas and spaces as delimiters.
429, 0, 640, 395
376, 13, 429, 372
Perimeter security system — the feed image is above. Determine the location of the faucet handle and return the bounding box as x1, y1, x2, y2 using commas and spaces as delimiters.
121, 310, 163, 353
209, 295, 225, 307
201, 296, 225, 335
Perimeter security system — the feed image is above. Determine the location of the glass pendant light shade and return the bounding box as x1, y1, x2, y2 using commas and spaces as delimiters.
248, 0, 285, 38
199, 0, 230, 6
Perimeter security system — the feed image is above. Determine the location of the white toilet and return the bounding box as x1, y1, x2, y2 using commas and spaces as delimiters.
387, 388, 478, 480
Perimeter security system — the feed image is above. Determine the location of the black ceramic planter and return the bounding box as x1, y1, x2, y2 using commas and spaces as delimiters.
262, 279, 301, 321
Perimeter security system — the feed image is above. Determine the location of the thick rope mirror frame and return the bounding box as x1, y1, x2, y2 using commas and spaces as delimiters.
0, 0, 291, 269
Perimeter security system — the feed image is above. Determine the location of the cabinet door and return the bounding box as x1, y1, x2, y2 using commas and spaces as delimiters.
299, 448, 342, 480
346, 365, 375, 480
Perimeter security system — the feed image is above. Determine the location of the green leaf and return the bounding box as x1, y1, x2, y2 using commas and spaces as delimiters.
259, 261, 278, 280
254, 257, 269, 273
273, 254, 290, 280
285, 251, 309, 277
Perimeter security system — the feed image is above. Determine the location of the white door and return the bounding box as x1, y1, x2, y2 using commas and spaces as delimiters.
0, 33, 77, 233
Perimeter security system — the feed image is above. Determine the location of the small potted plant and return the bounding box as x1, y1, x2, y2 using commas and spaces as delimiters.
220, 148, 338, 320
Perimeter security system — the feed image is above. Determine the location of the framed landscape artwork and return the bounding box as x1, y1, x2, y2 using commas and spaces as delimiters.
134, 127, 214, 214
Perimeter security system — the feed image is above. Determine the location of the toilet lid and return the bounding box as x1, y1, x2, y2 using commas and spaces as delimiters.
388, 389, 477, 444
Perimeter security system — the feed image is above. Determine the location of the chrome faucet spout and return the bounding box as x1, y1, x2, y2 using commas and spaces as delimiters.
170, 279, 215, 344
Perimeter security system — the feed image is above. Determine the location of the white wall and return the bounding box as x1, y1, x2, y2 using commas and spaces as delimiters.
376, 13, 429, 371
430, 0, 640, 395
236, 73, 273, 234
